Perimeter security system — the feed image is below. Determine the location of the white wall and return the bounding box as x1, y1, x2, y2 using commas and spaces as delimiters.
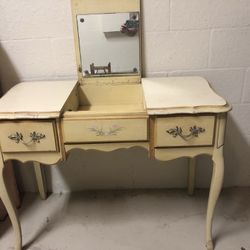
0, 0, 250, 193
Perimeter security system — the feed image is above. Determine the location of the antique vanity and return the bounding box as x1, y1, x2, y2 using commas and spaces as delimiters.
0, 0, 231, 250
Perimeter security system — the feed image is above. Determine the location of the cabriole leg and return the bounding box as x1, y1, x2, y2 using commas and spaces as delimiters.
188, 157, 196, 195
34, 162, 47, 200
206, 147, 224, 250
0, 153, 22, 250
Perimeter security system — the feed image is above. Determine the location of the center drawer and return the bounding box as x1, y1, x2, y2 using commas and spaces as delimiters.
0, 121, 58, 153
62, 117, 148, 143
155, 115, 216, 147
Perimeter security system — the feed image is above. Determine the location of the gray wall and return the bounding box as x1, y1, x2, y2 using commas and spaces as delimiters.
0, 0, 250, 193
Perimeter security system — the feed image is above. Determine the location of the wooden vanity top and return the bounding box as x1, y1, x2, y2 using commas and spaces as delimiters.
0, 80, 77, 119
0, 76, 232, 120
142, 76, 231, 115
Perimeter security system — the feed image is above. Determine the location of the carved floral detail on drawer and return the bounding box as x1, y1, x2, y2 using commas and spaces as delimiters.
89, 125, 123, 136
62, 118, 147, 143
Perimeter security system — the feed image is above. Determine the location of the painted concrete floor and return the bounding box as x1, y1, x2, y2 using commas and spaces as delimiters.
0, 188, 250, 250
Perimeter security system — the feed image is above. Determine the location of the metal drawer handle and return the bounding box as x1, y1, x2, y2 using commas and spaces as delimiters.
166, 126, 205, 141
8, 131, 46, 145
89, 125, 123, 136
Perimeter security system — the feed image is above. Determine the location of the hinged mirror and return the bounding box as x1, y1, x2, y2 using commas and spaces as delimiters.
71, 0, 141, 84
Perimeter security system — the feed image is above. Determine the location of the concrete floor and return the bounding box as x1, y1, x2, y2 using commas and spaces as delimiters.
0, 188, 250, 250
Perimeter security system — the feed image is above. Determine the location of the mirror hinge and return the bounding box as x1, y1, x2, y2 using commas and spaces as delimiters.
78, 65, 82, 73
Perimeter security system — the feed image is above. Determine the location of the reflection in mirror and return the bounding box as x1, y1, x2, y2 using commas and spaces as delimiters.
77, 12, 140, 77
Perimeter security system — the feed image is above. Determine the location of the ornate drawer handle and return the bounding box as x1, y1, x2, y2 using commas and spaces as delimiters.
166, 126, 205, 141
89, 125, 123, 136
8, 132, 46, 145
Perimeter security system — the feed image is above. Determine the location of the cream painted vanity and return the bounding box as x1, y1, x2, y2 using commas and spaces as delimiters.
0, 0, 231, 250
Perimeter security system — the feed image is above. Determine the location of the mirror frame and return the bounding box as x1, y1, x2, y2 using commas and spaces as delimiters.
71, 0, 141, 84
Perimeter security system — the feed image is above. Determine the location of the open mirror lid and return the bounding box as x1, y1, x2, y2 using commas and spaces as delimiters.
71, 0, 141, 84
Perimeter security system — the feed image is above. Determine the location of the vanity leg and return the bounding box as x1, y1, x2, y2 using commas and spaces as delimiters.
188, 157, 196, 195
34, 162, 47, 200
206, 147, 224, 250
0, 154, 22, 250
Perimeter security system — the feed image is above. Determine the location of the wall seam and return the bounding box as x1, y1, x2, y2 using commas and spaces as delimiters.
170, 25, 250, 32
169, 0, 171, 31
207, 29, 213, 68
240, 68, 249, 103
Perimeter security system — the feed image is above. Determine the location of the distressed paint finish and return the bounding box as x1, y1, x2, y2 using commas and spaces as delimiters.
0, 0, 232, 249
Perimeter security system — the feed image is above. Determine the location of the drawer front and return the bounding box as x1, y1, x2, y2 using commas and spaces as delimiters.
62, 118, 148, 143
155, 115, 215, 147
0, 121, 58, 153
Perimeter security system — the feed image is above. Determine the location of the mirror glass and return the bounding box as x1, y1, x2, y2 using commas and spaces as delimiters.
77, 12, 140, 77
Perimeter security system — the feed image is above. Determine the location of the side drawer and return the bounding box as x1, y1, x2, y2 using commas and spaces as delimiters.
62, 118, 148, 143
155, 115, 215, 147
0, 121, 58, 153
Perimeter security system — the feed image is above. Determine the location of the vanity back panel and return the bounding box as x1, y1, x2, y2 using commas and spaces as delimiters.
71, 0, 140, 15
78, 84, 144, 106
71, 0, 141, 84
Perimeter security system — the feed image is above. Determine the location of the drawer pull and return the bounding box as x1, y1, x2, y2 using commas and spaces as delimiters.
89, 125, 123, 136
8, 132, 23, 144
8, 131, 46, 144
167, 126, 205, 141
30, 132, 46, 143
